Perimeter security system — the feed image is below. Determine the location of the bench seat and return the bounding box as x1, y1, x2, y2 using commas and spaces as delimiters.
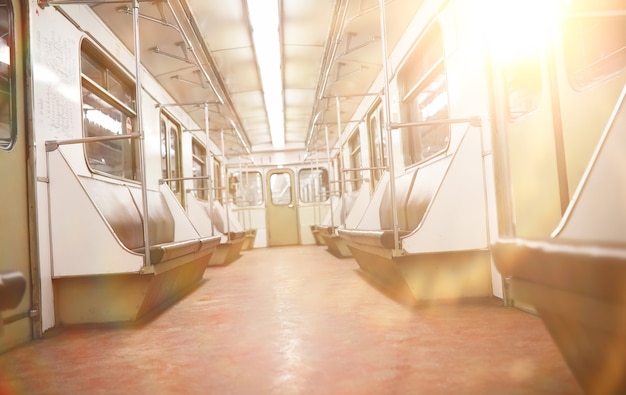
337, 126, 490, 302
134, 238, 201, 264
336, 228, 411, 250
51, 175, 219, 324
494, 239, 626, 304
184, 193, 246, 266
491, 86, 626, 395
315, 185, 370, 257
81, 177, 218, 265
46, 147, 220, 325
492, 239, 626, 395
240, 228, 257, 250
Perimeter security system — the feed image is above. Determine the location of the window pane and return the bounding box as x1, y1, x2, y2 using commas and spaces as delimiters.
402, 69, 450, 167
81, 43, 137, 180
563, 0, 626, 90
0, 2, 13, 150
398, 24, 450, 167
348, 132, 362, 191
192, 139, 208, 200
213, 159, 223, 203
270, 172, 292, 206
368, 103, 387, 187
298, 168, 329, 203
160, 120, 167, 180
230, 171, 263, 206
168, 125, 180, 194
81, 52, 105, 87
107, 71, 133, 108
504, 58, 542, 118
83, 87, 134, 177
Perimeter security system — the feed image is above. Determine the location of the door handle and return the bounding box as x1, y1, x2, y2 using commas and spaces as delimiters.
288, 204, 294, 208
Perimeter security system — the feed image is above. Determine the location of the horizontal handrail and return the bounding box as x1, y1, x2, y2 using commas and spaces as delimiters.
342, 166, 385, 172
159, 175, 212, 184
38, 0, 152, 6
46, 133, 140, 152
390, 116, 481, 129
345, 177, 371, 183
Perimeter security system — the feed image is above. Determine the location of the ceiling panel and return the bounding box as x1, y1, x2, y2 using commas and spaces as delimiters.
88, 0, 424, 159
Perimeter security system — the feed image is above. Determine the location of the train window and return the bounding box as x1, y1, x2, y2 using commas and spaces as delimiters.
398, 24, 450, 168
504, 58, 542, 119
347, 131, 362, 191
0, 1, 14, 150
81, 42, 138, 180
270, 172, 293, 206
160, 114, 182, 201
191, 138, 208, 201
213, 157, 223, 204
367, 101, 387, 188
298, 168, 329, 203
229, 171, 263, 207
562, 0, 626, 90
81, 52, 105, 87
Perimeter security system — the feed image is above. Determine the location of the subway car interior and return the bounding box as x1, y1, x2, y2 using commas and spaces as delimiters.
0, 0, 625, 393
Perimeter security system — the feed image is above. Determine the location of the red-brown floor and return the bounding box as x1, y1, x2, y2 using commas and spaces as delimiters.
0, 245, 582, 394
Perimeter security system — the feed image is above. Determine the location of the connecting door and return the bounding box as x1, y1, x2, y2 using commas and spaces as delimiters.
266, 168, 299, 246
0, 0, 34, 353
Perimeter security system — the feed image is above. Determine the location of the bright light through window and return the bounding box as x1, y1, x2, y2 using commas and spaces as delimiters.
0, 41, 9, 65
247, 0, 285, 148
475, 0, 561, 64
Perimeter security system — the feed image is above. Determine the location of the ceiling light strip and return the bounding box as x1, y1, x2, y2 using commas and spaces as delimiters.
247, 0, 285, 148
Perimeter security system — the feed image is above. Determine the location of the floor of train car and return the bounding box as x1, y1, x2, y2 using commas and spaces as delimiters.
0, 245, 581, 394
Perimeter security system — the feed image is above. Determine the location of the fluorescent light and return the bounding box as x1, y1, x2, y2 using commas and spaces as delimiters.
247, 0, 285, 148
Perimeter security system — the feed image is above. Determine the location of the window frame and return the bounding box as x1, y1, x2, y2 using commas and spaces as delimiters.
562, 0, 626, 91
229, 170, 264, 207
347, 130, 362, 192
80, 39, 138, 180
298, 167, 330, 204
212, 156, 224, 204
269, 171, 293, 206
397, 23, 451, 169
159, 112, 183, 200
191, 137, 209, 201
367, 100, 387, 188
0, 1, 15, 151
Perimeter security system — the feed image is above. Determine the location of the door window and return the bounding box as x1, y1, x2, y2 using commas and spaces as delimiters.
270, 172, 293, 206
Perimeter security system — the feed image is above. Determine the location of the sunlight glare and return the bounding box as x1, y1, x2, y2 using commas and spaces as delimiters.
478, 0, 562, 64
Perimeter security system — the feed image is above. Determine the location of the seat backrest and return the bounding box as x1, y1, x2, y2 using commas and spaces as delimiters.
379, 170, 418, 230
128, 187, 175, 246
553, 85, 626, 244
80, 177, 144, 250
378, 155, 451, 232
320, 195, 341, 226
345, 182, 371, 229
404, 157, 450, 231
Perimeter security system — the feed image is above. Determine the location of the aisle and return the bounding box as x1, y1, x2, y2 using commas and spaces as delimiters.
0, 245, 581, 394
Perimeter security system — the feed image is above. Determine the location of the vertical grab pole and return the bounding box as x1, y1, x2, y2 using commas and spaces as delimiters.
245, 162, 251, 231
238, 155, 245, 229
221, 129, 231, 241
335, 95, 346, 227
204, 103, 215, 237
324, 125, 335, 230
133, 0, 151, 267
315, 153, 321, 225
378, 0, 399, 250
